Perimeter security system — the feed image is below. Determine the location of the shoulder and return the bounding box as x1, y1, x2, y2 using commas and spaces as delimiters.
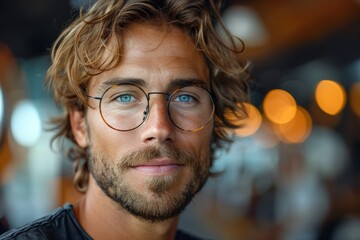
0, 204, 90, 240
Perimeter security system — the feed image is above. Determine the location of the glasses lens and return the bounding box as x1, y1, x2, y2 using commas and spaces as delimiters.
100, 84, 147, 131
99, 84, 214, 132
169, 86, 214, 131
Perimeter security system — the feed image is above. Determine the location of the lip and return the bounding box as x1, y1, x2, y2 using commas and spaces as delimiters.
130, 158, 184, 175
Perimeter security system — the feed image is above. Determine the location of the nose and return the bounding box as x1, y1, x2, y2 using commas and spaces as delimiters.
140, 95, 175, 144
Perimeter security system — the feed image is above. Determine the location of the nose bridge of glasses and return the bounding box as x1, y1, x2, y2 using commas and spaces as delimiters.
144, 92, 171, 121
147, 92, 170, 101
146, 91, 170, 110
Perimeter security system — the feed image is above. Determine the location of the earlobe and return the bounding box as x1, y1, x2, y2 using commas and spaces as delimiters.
69, 109, 88, 148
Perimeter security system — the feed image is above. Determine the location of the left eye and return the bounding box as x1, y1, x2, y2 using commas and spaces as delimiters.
116, 94, 135, 103
175, 94, 193, 103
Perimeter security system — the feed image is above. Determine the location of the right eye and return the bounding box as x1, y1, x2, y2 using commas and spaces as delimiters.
104, 85, 145, 105
116, 94, 135, 103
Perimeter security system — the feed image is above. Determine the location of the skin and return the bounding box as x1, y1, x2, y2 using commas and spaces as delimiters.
69, 23, 214, 240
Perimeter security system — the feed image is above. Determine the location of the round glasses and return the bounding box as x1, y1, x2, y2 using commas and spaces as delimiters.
87, 83, 215, 132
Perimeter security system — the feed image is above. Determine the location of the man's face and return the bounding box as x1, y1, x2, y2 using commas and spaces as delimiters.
74, 23, 213, 222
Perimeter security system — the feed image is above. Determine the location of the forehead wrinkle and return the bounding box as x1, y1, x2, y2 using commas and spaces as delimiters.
124, 23, 176, 53
124, 23, 201, 60
90, 23, 210, 96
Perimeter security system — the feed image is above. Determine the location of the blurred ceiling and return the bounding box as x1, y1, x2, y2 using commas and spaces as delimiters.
230, 0, 360, 71
0, 0, 360, 70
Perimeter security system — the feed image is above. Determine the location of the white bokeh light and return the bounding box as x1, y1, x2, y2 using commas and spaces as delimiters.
222, 6, 268, 47
10, 100, 41, 147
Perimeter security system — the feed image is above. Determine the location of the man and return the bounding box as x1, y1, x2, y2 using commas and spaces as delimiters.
1, 0, 249, 239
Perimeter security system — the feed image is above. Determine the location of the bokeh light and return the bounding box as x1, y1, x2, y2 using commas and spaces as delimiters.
224, 102, 249, 128
263, 89, 297, 124
235, 103, 262, 137
10, 100, 41, 147
349, 82, 360, 117
276, 106, 313, 144
315, 80, 346, 115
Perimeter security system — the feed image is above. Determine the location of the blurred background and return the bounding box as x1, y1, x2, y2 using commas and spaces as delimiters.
0, 0, 360, 239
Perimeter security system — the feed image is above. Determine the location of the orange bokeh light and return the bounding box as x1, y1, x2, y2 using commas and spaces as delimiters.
235, 103, 262, 137
263, 89, 297, 124
276, 106, 313, 144
315, 80, 346, 115
350, 82, 360, 118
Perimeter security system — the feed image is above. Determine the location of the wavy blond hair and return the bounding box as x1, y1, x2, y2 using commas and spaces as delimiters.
46, 0, 250, 192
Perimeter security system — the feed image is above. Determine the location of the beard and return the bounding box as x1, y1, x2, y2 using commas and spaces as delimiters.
87, 143, 210, 223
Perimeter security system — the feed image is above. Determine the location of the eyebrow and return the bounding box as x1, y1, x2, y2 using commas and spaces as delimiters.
168, 78, 208, 90
96, 77, 208, 95
103, 77, 146, 87
96, 77, 146, 94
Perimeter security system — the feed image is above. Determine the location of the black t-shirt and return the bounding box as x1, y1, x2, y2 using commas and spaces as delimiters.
0, 204, 203, 240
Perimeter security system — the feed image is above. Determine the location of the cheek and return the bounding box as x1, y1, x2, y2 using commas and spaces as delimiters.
180, 127, 213, 163
90, 130, 141, 164
86, 110, 132, 155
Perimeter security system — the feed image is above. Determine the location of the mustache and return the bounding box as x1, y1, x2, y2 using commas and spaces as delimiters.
119, 144, 196, 168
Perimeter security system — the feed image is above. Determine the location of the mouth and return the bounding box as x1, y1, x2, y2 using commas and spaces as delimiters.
130, 158, 184, 175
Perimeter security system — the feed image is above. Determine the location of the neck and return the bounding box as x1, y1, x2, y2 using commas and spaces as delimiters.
73, 177, 179, 240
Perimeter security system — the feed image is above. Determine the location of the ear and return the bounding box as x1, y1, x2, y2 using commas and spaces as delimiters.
69, 109, 88, 148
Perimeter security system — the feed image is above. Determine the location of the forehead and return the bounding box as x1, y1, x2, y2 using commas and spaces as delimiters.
124, 23, 199, 58
89, 22, 210, 93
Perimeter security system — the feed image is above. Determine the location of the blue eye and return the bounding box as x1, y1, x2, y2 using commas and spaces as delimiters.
176, 94, 193, 102
117, 94, 134, 102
